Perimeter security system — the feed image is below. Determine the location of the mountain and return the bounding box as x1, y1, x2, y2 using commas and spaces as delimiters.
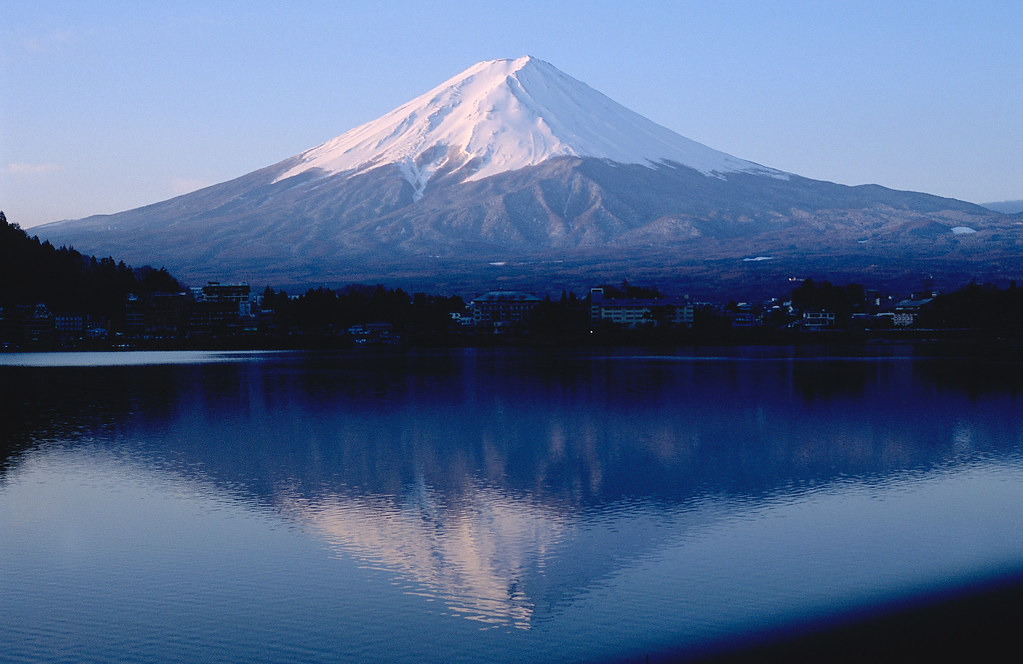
982, 200, 1023, 215
270, 56, 784, 193
38, 56, 1020, 297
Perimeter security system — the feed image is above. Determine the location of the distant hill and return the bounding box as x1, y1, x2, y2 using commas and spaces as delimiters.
982, 200, 1023, 214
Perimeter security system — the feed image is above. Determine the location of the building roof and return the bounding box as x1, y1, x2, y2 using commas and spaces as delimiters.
472, 291, 542, 303
895, 298, 934, 309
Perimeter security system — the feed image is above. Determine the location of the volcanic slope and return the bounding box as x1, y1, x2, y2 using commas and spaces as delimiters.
39, 56, 1017, 295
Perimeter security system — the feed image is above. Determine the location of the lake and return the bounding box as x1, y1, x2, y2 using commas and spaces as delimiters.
2, 347, 1022, 663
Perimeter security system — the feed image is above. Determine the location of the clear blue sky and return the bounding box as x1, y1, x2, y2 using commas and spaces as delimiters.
3, 0, 1021, 228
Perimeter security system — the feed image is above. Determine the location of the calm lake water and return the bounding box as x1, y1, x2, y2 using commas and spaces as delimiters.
2, 347, 1022, 663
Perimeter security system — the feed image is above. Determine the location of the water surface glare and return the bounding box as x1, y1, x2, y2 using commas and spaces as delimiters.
2, 348, 1022, 662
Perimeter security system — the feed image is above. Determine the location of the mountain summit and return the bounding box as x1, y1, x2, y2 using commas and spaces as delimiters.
274, 56, 782, 198
39, 57, 1016, 296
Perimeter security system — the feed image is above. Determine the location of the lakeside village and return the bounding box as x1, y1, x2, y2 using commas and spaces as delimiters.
4, 276, 1022, 350
3, 212, 1022, 350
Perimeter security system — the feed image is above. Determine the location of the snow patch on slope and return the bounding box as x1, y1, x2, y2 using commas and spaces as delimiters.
274, 56, 785, 197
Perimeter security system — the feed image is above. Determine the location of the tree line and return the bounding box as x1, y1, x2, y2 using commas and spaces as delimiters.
262, 285, 465, 341
0, 211, 181, 318
3, 210, 1022, 347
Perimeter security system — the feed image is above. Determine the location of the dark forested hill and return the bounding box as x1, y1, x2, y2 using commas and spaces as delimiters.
0, 211, 182, 318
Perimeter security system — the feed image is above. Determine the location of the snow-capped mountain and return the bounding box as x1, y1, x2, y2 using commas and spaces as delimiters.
38, 57, 1017, 296
274, 56, 783, 198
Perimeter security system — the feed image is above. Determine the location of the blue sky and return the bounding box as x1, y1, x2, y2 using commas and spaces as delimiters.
3, 0, 1021, 228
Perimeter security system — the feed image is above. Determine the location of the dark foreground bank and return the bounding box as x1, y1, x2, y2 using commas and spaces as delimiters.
616, 570, 1023, 663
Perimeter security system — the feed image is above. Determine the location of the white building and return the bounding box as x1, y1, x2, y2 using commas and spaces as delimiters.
589, 288, 693, 328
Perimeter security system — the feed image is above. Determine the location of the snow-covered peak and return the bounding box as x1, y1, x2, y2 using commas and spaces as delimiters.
275, 56, 784, 197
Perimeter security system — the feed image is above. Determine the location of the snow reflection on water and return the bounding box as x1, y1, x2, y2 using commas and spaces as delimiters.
2, 349, 1023, 663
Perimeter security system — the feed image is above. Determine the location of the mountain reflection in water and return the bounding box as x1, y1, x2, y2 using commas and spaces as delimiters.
2, 348, 1022, 663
